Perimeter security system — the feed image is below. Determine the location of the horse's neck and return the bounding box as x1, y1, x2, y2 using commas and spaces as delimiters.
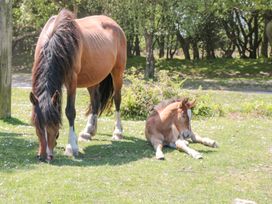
159, 103, 178, 126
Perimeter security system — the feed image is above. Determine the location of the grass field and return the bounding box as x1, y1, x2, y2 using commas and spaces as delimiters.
0, 88, 271, 203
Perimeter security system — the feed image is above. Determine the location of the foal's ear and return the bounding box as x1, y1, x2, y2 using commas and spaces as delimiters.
187, 99, 196, 109
179, 97, 189, 109
30, 92, 38, 105
179, 98, 196, 109
51, 90, 60, 106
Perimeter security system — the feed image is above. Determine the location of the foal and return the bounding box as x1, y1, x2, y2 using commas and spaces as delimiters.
145, 98, 218, 160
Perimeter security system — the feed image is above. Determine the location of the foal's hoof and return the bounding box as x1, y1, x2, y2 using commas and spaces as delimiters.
192, 153, 203, 159
112, 134, 123, 141
64, 144, 78, 157
78, 132, 91, 142
156, 154, 165, 160
212, 142, 219, 148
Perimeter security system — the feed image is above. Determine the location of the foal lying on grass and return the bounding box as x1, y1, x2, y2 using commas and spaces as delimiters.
145, 98, 218, 160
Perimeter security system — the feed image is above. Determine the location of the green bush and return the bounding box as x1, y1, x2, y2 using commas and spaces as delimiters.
121, 70, 225, 120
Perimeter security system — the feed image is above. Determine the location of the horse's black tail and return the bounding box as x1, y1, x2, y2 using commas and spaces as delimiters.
98, 74, 114, 115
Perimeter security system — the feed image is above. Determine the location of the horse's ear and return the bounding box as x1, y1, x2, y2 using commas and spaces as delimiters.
30, 92, 38, 105
51, 90, 60, 106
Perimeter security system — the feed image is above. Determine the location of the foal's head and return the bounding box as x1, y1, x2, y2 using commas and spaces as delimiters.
174, 98, 196, 138
30, 90, 61, 161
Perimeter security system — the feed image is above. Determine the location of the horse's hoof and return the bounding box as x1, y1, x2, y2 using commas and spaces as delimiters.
112, 134, 123, 140
78, 132, 91, 142
64, 144, 74, 157
46, 155, 53, 163
36, 155, 46, 162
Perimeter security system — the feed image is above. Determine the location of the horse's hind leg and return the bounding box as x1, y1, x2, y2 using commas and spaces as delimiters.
111, 69, 124, 140
79, 86, 100, 141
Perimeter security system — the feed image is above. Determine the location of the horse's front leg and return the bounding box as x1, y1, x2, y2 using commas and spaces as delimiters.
191, 133, 218, 148
175, 139, 203, 159
64, 79, 79, 156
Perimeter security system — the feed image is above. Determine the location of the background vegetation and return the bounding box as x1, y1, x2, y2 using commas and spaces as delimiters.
13, 0, 272, 78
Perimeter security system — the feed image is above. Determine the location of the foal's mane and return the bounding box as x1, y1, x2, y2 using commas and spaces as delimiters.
148, 98, 181, 118
32, 9, 80, 129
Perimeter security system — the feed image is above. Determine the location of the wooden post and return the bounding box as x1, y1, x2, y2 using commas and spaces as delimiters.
0, 0, 12, 118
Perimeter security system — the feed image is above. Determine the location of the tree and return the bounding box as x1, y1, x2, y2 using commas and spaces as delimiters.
0, 0, 12, 118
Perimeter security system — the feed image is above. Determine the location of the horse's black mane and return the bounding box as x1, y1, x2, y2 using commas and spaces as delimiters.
32, 9, 80, 129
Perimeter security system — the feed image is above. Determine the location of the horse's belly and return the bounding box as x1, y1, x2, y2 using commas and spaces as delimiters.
76, 70, 111, 88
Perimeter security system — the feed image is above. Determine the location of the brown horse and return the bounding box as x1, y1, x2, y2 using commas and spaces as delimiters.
30, 9, 126, 161
145, 98, 218, 160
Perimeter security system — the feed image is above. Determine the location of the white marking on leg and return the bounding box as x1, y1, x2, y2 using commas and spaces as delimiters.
156, 145, 164, 160
176, 139, 202, 159
84, 114, 97, 136
69, 126, 78, 154
113, 111, 123, 135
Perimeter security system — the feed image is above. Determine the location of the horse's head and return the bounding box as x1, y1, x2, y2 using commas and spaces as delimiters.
30, 90, 61, 162
175, 98, 196, 138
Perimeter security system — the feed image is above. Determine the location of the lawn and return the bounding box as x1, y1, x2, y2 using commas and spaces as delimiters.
0, 88, 271, 203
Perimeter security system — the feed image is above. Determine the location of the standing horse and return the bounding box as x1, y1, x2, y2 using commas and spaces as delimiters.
145, 98, 218, 160
30, 9, 126, 161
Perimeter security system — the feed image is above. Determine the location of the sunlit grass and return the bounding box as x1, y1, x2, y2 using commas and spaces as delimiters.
0, 88, 271, 203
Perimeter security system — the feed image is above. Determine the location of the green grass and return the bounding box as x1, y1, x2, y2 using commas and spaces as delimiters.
0, 88, 271, 203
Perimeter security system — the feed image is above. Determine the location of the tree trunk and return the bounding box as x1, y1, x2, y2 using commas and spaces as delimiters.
261, 14, 269, 58
144, 32, 155, 79
158, 35, 165, 58
192, 40, 199, 60
134, 34, 140, 56
176, 32, 190, 60
127, 35, 133, 57
0, 0, 12, 118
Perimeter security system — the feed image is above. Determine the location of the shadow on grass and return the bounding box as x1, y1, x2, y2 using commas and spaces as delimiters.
0, 131, 38, 172
2, 117, 30, 126
52, 134, 154, 167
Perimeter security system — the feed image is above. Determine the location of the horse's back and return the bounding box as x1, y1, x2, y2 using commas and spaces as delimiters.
76, 15, 126, 87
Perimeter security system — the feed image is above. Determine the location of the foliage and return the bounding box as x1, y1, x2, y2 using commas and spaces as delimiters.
121, 69, 182, 120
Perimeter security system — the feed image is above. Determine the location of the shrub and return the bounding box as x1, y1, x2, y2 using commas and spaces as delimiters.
120, 70, 225, 120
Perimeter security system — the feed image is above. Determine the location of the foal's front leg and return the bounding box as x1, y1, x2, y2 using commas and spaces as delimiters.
191, 133, 218, 148
175, 139, 203, 159
64, 81, 79, 156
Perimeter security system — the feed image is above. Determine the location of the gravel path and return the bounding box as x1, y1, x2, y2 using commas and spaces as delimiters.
12, 73, 32, 88
12, 73, 272, 94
